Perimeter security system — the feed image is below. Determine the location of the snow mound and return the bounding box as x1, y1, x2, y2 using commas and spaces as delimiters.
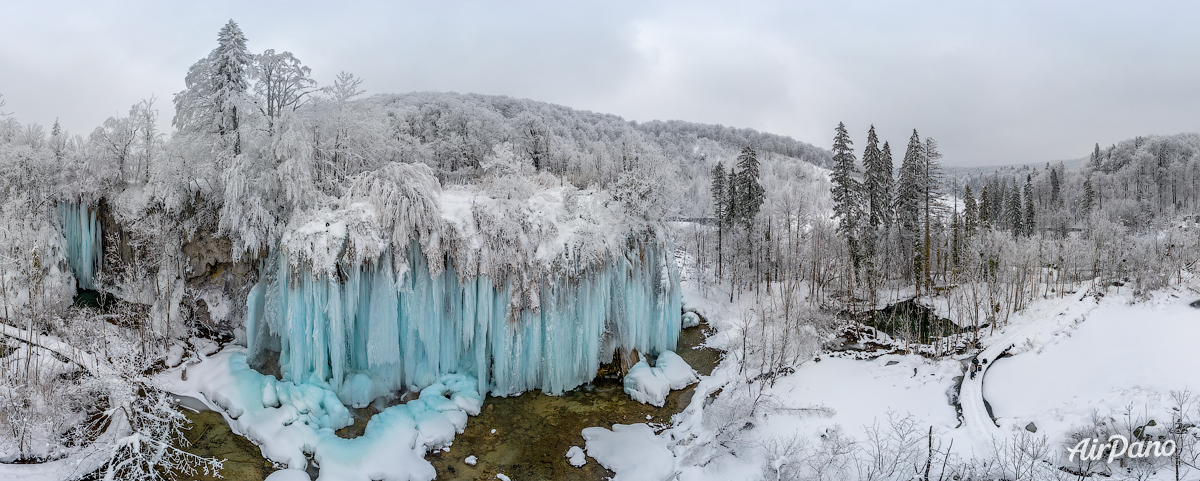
264, 469, 311, 481
566, 445, 587, 467
582, 423, 675, 481
623, 351, 697, 407
162, 347, 483, 481
681, 311, 700, 328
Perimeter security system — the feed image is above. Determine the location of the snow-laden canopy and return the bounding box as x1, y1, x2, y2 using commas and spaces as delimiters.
251, 162, 682, 402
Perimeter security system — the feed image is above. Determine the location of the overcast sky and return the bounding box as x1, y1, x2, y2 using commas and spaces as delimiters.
2, 1, 1197, 166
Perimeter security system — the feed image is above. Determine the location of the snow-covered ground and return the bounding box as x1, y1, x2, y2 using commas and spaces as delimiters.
986, 287, 1200, 451
580, 274, 1200, 480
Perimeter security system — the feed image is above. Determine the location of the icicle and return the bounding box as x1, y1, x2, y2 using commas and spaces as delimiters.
259, 230, 682, 401
58, 201, 102, 290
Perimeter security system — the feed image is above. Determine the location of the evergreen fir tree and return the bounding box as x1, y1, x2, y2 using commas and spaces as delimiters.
1049, 167, 1061, 207
862, 125, 890, 228
735, 146, 764, 226
711, 162, 726, 223
711, 162, 727, 279
725, 165, 739, 227
978, 184, 991, 230
1082, 177, 1095, 214
213, 20, 252, 154
830, 123, 861, 237
920, 137, 944, 289
1007, 181, 1022, 234
1024, 174, 1036, 236
879, 141, 895, 226
895, 130, 924, 283
963, 185, 977, 236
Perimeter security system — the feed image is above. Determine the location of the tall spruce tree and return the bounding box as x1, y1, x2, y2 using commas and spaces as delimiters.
725, 165, 739, 227
1082, 177, 1095, 215
830, 122, 862, 276
711, 162, 727, 223
862, 125, 891, 228
830, 123, 860, 233
212, 20, 252, 155
1023, 175, 1036, 236
174, 20, 253, 155
711, 162, 727, 278
978, 184, 991, 230
895, 130, 924, 283
1007, 181, 1023, 234
920, 137, 944, 289
879, 141, 895, 226
1049, 167, 1061, 207
963, 185, 977, 236
735, 147, 764, 226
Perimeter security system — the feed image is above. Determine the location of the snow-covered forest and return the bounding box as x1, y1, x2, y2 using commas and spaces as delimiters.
2, 18, 1200, 481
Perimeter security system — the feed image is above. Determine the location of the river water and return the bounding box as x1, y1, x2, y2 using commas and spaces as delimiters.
180, 321, 719, 480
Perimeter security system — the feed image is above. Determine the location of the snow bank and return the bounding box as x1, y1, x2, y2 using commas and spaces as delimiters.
264, 469, 310, 481
582, 423, 676, 481
162, 347, 483, 481
985, 290, 1200, 449
624, 351, 697, 407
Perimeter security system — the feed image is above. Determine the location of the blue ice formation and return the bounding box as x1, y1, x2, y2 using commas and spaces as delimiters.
59, 201, 102, 290
247, 238, 682, 403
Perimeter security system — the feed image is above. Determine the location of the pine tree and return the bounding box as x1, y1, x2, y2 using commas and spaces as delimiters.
963, 185, 977, 236
725, 165, 739, 227
175, 20, 253, 155
1082, 177, 1095, 214
830, 122, 863, 282
735, 147, 764, 226
895, 130, 924, 283
1090, 143, 1102, 170
830, 123, 861, 236
711, 162, 727, 222
879, 141, 895, 226
50, 118, 64, 161
1049, 167, 1061, 207
711, 162, 727, 279
978, 184, 991, 230
1023, 174, 1036, 236
1007, 181, 1022, 234
920, 137, 944, 289
212, 20, 252, 154
862, 125, 891, 228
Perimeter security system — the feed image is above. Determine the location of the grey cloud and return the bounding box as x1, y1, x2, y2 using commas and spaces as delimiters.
1, 1, 1197, 166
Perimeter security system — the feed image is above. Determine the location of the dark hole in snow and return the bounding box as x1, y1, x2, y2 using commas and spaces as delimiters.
1190, 299, 1200, 309
73, 289, 118, 312
885, 360, 899, 366
853, 299, 969, 344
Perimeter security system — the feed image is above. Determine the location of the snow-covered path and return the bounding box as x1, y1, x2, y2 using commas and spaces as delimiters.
958, 321, 1036, 440
957, 291, 1100, 446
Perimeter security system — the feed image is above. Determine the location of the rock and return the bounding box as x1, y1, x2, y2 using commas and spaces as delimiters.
1190, 299, 1200, 309
1025, 422, 1038, 433
618, 348, 641, 376
886, 360, 899, 366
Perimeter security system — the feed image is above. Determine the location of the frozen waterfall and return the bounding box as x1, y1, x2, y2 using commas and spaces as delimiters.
59, 201, 102, 290
247, 237, 681, 404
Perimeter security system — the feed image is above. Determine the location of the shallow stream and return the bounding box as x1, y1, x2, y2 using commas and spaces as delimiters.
179, 320, 720, 480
